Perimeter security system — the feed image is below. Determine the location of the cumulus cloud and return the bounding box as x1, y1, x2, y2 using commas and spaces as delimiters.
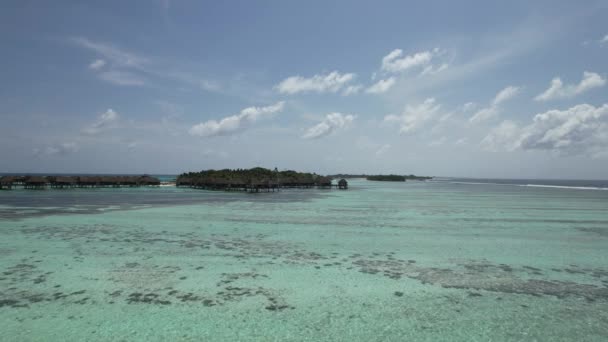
381, 49, 433, 73
469, 86, 519, 124
481, 103, 608, 157
275, 71, 355, 94
89, 59, 106, 70
302, 113, 354, 139
535, 72, 606, 101
366, 77, 396, 94
518, 103, 608, 156
384, 98, 441, 134
82, 109, 120, 135
189, 101, 285, 137
34, 142, 79, 156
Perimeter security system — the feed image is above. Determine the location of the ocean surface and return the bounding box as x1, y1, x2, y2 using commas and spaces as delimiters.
1, 179, 607, 341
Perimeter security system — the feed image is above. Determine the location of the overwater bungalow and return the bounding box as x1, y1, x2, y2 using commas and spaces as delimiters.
0, 176, 16, 190
338, 179, 348, 189
0, 174, 161, 190
23, 176, 47, 189
49, 176, 77, 188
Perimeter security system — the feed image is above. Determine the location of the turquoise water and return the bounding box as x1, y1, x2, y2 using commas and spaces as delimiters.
1, 180, 607, 341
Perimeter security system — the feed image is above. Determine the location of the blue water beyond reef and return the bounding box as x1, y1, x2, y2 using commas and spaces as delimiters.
1, 179, 607, 341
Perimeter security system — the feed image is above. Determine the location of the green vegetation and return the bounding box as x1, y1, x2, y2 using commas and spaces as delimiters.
329, 174, 433, 181
177, 167, 332, 187
366, 175, 406, 182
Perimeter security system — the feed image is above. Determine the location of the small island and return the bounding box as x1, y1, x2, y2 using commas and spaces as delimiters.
366, 175, 406, 182
328, 174, 433, 182
177, 167, 347, 192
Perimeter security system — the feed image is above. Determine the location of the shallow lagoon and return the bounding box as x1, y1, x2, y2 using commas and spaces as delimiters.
1, 180, 607, 341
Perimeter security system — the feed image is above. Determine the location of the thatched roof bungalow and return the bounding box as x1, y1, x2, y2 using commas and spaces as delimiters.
338, 178, 348, 189
24, 176, 47, 189
50, 176, 77, 188
138, 175, 161, 186
0, 176, 16, 189
315, 176, 332, 188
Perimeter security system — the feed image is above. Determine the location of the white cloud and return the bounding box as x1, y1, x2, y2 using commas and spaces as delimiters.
366, 77, 396, 94
518, 103, 608, 156
89, 59, 106, 70
82, 109, 120, 135
384, 98, 441, 134
72, 37, 148, 69
189, 101, 285, 137
302, 112, 354, 139
601, 34, 608, 45
469, 106, 500, 124
275, 71, 355, 94
535, 72, 606, 101
481, 103, 608, 157
34, 142, 79, 156
381, 49, 433, 73
98, 71, 145, 86
342, 84, 363, 96
462, 102, 477, 112
429, 136, 447, 147
480, 120, 521, 152
420, 63, 449, 76
375, 144, 391, 156
455, 138, 468, 145
469, 86, 519, 124
200, 80, 220, 91
492, 86, 520, 106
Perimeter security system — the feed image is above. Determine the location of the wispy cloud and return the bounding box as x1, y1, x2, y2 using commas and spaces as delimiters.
384, 98, 442, 134
375, 144, 391, 156
189, 101, 285, 137
534, 72, 606, 101
72, 37, 148, 69
82, 109, 120, 135
33, 142, 79, 156
302, 112, 354, 139
492, 86, 520, 106
72, 37, 220, 91
480, 120, 521, 152
89, 59, 106, 70
98, 71, 145, 86
342, 84, 363, 96
366, 77, 396, 94
469, 86, 519, 124
275, 71, 355, 94
429, 136, 447, 147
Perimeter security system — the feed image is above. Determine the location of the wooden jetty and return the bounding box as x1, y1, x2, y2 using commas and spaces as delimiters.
0, 175, 161, 190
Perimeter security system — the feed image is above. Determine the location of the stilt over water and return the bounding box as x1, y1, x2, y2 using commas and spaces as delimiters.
0, 175, 161, 190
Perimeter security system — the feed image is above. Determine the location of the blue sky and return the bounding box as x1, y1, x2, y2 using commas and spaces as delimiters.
1, 1, 607, 178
